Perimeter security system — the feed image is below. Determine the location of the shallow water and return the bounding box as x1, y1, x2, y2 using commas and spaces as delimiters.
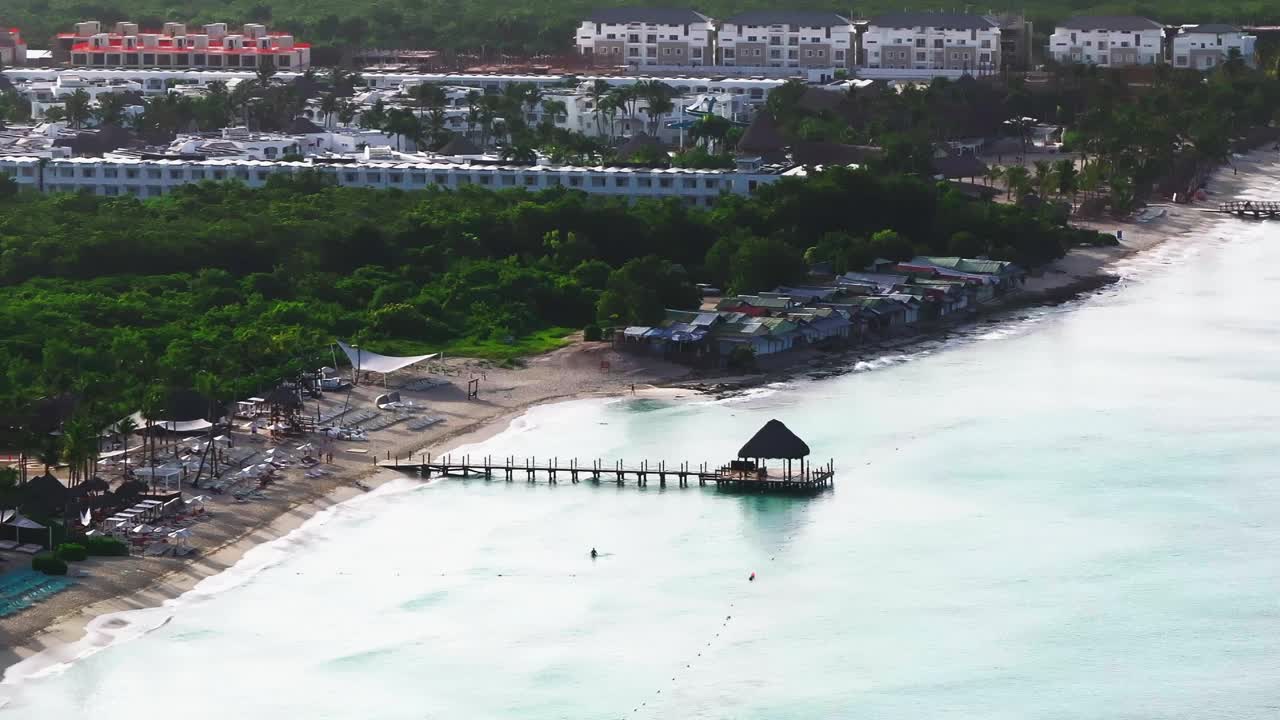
4, 171, 1280, 717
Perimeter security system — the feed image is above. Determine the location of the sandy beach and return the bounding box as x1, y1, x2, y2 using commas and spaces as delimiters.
2, 149, 1273, 679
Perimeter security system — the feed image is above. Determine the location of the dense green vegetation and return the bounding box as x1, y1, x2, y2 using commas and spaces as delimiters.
4, 1, 1279, 58
767, 55, 1280, 212
0, 168, 1089, 424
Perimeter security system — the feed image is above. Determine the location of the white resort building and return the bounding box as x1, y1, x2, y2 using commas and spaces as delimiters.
0, 153, 799, 204
55, 21, 311, 70
860, 13, 1001, 77
716, 11, 855, 70
575, 9, 716, 67
1171, 24, 1257, 69
1047, 16, 1165, 66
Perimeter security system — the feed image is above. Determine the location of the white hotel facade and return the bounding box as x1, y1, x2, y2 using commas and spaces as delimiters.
1171, 24, 1257, 69
575, 9, 715, 67
716, 11, 855, 70
1048, 16, 1165, 66
861, 13, 1002, 75
0, 156, 794, 205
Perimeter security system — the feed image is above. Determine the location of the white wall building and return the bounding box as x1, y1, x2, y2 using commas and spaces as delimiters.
1172, 24, 1257, 70
575, 9, 715, 67
861, 13, 1001, 77
0, 28, 27, 65
1048, 16, 1165, 66
717, 11, 855, 70
0, 154, 795, 204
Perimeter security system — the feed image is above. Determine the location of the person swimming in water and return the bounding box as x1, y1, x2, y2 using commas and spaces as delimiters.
590, 548, 598, 559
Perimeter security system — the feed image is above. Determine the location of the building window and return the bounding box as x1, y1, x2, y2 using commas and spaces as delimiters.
591, 176, 606, 187
916, 52, 926, 61
524, 176, 538, 186
982, 39, 991, 48
723, 49, 735, 59
169, 169, 183, 179
933, 39, 943, 49
659, 177, 672, 188
915, 38, 925, 48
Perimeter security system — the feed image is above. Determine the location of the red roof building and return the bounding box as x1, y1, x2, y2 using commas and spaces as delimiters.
55, 21, 310, 70
0, 27, 27, 65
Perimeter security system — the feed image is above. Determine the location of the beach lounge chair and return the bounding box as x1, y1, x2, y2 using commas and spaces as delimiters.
15, 544, 43, 554
0, 540, 18, 551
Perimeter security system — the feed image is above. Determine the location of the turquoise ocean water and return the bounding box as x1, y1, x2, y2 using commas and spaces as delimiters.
2, 165, 1279, 717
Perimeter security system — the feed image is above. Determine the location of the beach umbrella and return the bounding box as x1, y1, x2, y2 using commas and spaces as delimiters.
5, 513, 49, 547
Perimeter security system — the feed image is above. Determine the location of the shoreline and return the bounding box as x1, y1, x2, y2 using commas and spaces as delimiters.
2, 149, 1273, 684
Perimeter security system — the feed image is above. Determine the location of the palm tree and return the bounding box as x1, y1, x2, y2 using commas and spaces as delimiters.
464, 90, 481, 138
587, 80, 610, 137
115, 415, 138, 471
540, 98, 567, 126
1004, 165, 1031, 200
360, 99, 389, 130
228, 79, 257, 128
411, 83, 447, 119
1054, 158, 1078, 204
336, 99, 358, 127
382, 108, 419, 151
983, 165, 1005, 188
93, 92, 129, 126
318, 93, 340, 129
637, 80, 674, 137
64, 89, 92, 129
43, 105, 67, 124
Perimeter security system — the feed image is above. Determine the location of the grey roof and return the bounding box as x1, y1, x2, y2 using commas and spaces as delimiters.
1182, 23, 1241, 34
724, 11, 851, 27
586, 8, 711, 25
1057, 16, 1164, 31
869, 12, 996, 30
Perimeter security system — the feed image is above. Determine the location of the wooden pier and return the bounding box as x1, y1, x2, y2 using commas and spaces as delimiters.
1218, 200, 1280, 219
378, 453, 835, 494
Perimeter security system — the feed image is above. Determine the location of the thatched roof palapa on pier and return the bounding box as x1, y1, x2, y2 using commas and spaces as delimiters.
737, 419, 810, 459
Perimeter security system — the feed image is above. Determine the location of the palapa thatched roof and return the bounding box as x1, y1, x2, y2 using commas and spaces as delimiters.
80, 476, 112, 494
737, 419, 810, 459
264, 386, 304, 411
736, 111, 787, 156
22, 473, 69, 513
437, 133, 482, 156
615, 132, 664, 160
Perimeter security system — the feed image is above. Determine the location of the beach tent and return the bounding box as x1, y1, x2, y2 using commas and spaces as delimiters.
338, 341, 437, 386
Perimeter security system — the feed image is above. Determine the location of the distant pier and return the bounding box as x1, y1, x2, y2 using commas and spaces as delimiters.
380, 419, 835, 495
1217, 200, 1280, 219
379, 453, 835, 493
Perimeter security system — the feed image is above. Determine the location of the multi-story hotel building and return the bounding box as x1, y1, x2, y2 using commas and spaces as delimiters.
575, 9, 715, 67
0, 28, 27, 65
0, 154, 793, 205
1047, 16, 1164, 66
862, 13, 1001, 75
1172, 24, 1257, 70
717, 11, 855, 69
55, 21, 311, 70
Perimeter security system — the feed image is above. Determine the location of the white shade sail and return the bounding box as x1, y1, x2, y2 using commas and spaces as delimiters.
338, 341, 437, 375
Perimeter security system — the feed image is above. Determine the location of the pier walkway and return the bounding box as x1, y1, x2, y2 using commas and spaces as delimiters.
379, 453, 835, 493
1218, 200, 1280, 219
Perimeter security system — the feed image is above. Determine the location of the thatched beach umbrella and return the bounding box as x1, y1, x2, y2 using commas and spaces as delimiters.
22, 473, 69, 515
737, 419, 811, 480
